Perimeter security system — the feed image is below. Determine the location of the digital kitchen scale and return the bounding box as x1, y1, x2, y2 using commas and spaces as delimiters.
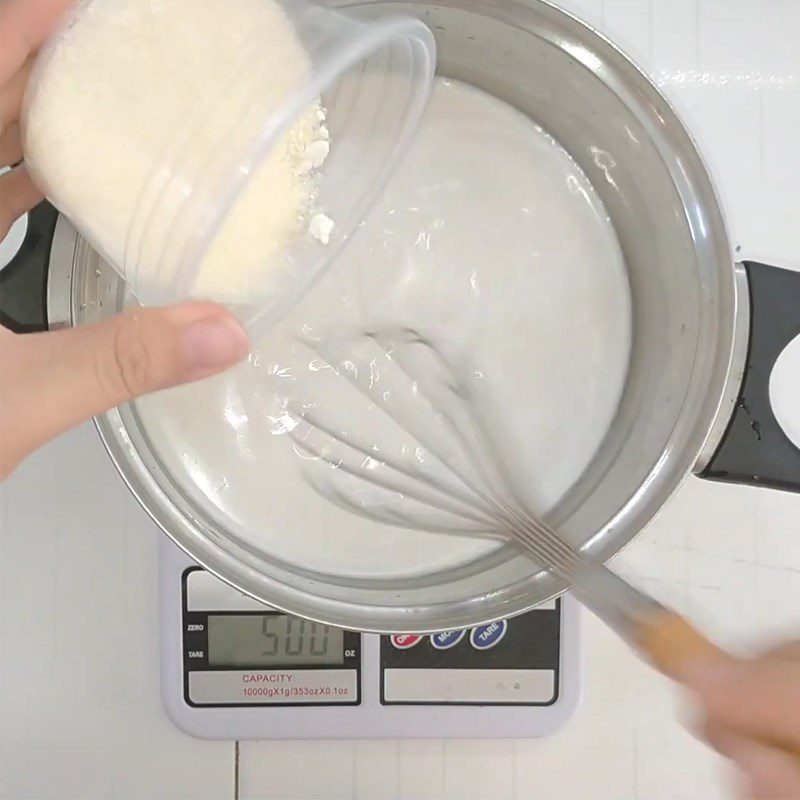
160, 539, 580, 739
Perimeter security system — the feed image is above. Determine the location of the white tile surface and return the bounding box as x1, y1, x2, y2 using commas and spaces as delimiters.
651, 0, 698, 72
563, 0, 603, 26
1, 2, 799, 799
600, 0, 653, 63
443, 740, 515, 799
761, 86, 800, 263
755, 490, 800, 571
0, 427, 234, 800
771, 333, 800, 448
398, 740, 447, 799
354, 741, 400, 799
238, 740, 356, 799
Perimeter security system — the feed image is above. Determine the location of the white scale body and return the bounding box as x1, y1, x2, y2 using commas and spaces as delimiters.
160, 540, 581, 739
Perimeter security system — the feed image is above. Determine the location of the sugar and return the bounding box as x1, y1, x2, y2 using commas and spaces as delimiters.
308, 213, 335, 245
24, 0, 333, 307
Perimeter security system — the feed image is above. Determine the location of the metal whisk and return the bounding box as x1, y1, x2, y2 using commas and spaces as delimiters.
286, 328, 680, 656
282, 327, 800, 763
285, 326, 717, 674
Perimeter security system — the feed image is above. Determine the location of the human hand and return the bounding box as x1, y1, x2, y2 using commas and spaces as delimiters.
0, 0, 250, 479
683, 641, 800, 799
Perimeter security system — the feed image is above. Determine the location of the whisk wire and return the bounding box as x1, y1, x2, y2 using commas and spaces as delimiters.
288, 327, 589, 583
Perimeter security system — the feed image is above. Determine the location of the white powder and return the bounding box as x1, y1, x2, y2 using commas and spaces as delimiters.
308, 212, 335, 245
24, 0, 332, 306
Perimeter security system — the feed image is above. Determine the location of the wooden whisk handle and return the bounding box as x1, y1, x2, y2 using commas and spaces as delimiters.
637, 610, 724, 677
637, 609, 800, 764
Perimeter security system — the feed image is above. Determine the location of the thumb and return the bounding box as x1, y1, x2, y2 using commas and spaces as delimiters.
0, 302, 249, 478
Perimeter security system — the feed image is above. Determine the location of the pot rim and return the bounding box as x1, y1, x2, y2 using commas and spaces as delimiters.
49, 0, 740, 633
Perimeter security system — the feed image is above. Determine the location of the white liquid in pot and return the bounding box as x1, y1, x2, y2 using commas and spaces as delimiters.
136, 78, 632, 579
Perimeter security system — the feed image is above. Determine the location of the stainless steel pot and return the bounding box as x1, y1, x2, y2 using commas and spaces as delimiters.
5, 0, 799, 632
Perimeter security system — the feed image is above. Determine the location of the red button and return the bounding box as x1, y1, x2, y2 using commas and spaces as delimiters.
390, 634, 423, 649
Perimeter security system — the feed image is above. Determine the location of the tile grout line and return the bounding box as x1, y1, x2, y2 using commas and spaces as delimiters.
394, 739, 401, 800
758, 88, 765, 182
234, 740, 240, 800
353, 741, 358, 798
694, 0, 701, 69
441, 739, 447, 798
53, 521, 60, 661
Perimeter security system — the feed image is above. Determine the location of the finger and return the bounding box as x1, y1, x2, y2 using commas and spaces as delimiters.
0, 123, 23, 168
764, 640, 800, 665
0, 59, 32, 132
0, 164, 43, 239
701, 717, 747, 759
683, 658, 800, 749
695, 719, 800, 800
729, 740, 800, 800
0, 0, 76, 84
0, 303, 250, 479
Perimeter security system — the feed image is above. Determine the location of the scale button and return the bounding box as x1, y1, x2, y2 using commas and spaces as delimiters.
470, 620, 507, 650
390, 634, 423, 650
430, 630, 466, 650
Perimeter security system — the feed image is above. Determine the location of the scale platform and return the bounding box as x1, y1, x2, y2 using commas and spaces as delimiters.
160, 540, 580, 739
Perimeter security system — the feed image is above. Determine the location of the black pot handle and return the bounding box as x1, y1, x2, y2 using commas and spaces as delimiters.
700, 261, 800, 493
0, 201, 58, 333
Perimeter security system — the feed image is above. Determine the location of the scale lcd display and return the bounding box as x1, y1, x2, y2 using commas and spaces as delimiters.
207, 615, 344, 667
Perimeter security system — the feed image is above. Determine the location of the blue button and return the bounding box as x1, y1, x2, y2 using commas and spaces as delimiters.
470, 619, 507, 650
430, 630, 466, 650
